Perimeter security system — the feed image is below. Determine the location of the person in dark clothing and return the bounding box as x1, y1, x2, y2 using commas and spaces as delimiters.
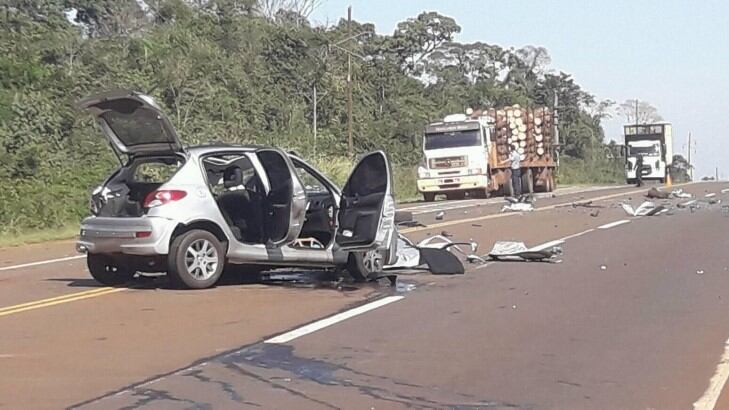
635, 154, 644, 187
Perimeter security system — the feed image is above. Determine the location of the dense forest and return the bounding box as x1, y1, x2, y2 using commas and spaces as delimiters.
0, 0, 622, 236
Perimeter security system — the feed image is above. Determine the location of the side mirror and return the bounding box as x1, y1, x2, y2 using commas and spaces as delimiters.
618, 145, 627, 158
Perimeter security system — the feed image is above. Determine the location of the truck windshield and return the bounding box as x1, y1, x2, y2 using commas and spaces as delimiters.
628, 144, 659, 156
424, 130, 481, 150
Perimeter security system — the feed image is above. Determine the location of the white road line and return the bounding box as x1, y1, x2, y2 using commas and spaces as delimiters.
0, 255, 85, 272
694, 338, 729, 410
559, 229, 595, 241
597, 219, 631, 230
529, 239, 565, 252
265, 296, 405, 344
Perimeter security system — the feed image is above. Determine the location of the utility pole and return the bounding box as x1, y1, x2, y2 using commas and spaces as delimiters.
346, 5, 353, 158
635, 98, 639, 125
716, 166, 719, 181
312, 84, 317, 156
687, 132, 692, 180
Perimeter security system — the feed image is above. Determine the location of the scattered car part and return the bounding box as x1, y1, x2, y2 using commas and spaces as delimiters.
487, 240, 563, 262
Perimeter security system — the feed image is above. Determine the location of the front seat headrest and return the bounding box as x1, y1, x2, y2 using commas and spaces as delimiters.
223, 167, 243, 188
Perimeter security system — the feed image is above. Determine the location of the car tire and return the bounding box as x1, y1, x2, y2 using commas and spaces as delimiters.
168, 229, 225, 289
423, 192, 436, 202
347, 249, 386, 282
87, 254, 135, 286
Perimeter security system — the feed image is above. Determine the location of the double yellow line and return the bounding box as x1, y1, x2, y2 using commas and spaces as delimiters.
0, 287, 127, 318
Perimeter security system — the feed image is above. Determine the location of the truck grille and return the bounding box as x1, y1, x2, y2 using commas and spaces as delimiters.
429, 156, 467, 169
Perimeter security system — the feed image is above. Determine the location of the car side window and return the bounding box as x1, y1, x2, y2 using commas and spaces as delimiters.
132, 161, 180, 183
295, 165, 326, 194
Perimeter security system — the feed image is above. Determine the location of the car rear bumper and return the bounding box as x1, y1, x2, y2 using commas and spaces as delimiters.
417, 175, 489, 192
76, 216, 177, 256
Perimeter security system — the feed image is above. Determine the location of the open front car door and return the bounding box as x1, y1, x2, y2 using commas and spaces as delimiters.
335, 151, 396, 252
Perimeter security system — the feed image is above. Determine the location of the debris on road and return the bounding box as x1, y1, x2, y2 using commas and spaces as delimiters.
435, 211, 445, 220
385, 234, 480, 274
590, 209, 600, 217
557, 200, 604, 209
696, 270, 704, 275
501, 202, 534, 213
721, 188, 729, 194
646, 187, 671, 199
670, 188, 692, 199
395, 210, 426, 227
487, 240, 563, 262
705, 192, 717, 198
600, 265, 607, 271
620, 201, 666, 216
677, 199, 697, 209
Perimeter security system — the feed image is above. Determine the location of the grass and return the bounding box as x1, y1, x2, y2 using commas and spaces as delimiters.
556, 157, 625, 185
0, 224, 79, 248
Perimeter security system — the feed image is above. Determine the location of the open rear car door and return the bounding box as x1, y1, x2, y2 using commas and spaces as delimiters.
256, 149, 307, 247
335, 151, 396, 251
77, 90, 184, 157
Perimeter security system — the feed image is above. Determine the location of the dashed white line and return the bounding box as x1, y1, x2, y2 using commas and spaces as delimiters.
597, 219, 631, 230
694, 338, 729, 410
265, 296, 405, 344
0, 255, 85, 272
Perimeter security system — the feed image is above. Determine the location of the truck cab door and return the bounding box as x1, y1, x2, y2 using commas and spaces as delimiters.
335, 151, 396, 252
256, 149, 307, 247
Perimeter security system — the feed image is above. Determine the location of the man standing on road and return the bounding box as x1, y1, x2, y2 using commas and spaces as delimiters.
502, 145, 522, 196
635, 154, 644, 187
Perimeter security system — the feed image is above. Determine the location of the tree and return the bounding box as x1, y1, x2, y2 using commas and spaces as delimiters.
619, 99, 662, 124
391, 11, 461, 74
669, 154, 692, 182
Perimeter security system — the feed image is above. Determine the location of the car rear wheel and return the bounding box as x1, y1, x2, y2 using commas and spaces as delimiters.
168, 230, 225, 289
87, 254, 135, 286
348, 249, 385, 282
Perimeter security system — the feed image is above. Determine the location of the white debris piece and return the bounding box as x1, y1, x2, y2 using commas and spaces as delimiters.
501, 202, 534, 213
488, 240, 563, 261
670, 189, 692, 198
705, 192, 717, 198
621, 201, 664, 216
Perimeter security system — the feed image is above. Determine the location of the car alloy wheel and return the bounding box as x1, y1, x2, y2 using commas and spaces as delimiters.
362, 249, 384, 274
184, 238, 219, 280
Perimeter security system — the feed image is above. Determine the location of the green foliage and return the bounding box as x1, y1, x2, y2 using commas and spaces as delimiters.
0, 1, 615, 238
556, 156, 625, 185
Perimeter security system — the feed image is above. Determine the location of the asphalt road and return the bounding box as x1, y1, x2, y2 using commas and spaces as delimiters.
1, 182, 728, 409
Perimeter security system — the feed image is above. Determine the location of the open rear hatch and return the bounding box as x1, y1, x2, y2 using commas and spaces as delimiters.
77, 90, 184, 157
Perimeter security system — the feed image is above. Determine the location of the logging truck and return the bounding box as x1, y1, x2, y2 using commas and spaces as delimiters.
416, 106, 558, 201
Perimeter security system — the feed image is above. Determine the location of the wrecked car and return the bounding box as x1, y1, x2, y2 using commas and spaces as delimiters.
75, 91, 397, 289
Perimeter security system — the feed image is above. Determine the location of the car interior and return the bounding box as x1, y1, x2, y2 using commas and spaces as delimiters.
203, 152, 337, 249
92, 156, 183, 217
203, 154, 266, 243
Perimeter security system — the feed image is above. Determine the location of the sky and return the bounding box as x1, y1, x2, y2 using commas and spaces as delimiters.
312, 0, 729, 179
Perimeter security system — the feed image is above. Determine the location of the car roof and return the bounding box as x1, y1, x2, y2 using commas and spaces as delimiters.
186, 143, 269, 156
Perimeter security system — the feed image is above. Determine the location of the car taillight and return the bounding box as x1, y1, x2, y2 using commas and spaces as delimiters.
143, 190, 187, 208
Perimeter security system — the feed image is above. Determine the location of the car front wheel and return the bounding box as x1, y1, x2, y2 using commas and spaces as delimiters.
87, 254, 135, 286
348, 249, 386, 282
168, 230, 225, 289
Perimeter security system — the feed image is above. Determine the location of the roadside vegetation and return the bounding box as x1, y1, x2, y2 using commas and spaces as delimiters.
1, 0, 622, 241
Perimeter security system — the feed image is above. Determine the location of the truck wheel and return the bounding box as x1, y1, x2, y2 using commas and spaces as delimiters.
348, 249, 385, 282
168, 229, 225, 289
474, 188, 490, 199
423, 192, 436, 202
521, 169, 534, 194
87, 254, 135, 286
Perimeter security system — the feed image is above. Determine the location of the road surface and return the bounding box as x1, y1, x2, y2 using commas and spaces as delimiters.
1, 182, 728, 409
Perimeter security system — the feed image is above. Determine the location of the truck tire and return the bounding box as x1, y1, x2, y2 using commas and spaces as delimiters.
423, 192, 436, 202
168, 229, 225, 289
521, 169, 534, 194
87, 254, 135, 286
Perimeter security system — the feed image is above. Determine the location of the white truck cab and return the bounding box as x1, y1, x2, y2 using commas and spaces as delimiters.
624, 123, 672, 184
416, 114, 492, 201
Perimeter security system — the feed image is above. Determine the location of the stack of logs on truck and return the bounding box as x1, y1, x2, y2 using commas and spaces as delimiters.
479, 105, 557, 194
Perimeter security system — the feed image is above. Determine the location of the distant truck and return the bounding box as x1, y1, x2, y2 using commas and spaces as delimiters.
416, 106, 558, 201
623, 123, 673, 184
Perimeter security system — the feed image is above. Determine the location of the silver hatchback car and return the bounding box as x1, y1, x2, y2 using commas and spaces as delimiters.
76, 91, 397, 289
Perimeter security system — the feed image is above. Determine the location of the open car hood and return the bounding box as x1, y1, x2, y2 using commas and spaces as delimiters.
77, 90, 184, 156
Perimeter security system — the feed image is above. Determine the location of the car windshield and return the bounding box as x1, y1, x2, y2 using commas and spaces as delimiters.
424, 130, 482, 150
